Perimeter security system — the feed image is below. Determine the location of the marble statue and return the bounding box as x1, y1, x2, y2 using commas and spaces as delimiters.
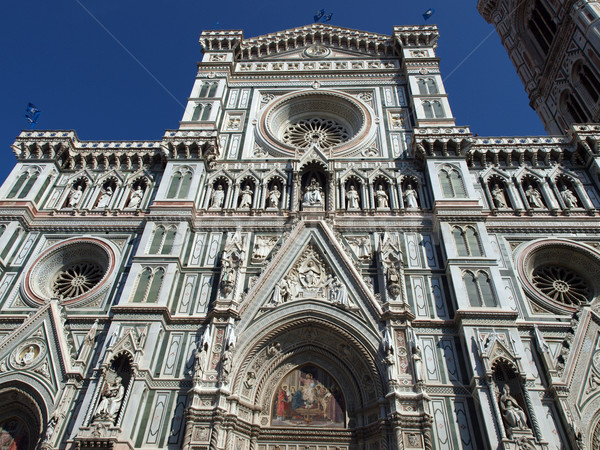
500, 385, 528, 431
525, 185, 544, 208
239, 185, 253, 208
491, 184, 507, 208
346, 185, 360, 209
561, 186, 578, 208
94, 374, 125, 421
211, 184, 225, 209
268, 185, 281, 208
220, 348, 233, 383
270, 279, 289, 306
403, 184, 418, 208
128, 186, 144, 208
19, 345, 37, 365
375, 185, 389, 208
68, 185, 83, 207
303, 177, 323, 206
96, 186, 113, 209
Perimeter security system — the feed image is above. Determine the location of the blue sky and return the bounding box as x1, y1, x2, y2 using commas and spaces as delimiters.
0, 0, 546, 184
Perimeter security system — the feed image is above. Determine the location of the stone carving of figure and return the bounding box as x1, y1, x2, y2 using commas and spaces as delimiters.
68, 185, 83, 207
561, 186, 578, 208
332, 278, 349, 307
303, 177, 323, 206
211, 184, 225, 209
346, 185, 360, 210
500, 385, 528, 432
375, 185, 389, 208
412, 342, 425, 383
268, 185, 281, 208
220, 348, 233, 383
525, 185, 544, 208
348, 236, 371, 260
44, 414, 59, 442
491, 184, 507, 208
403, 184, 418, 209
193, 344, 207, 383
19, 345, 37, 365
96, 186, 113, 209
270, 279, 289, 306
220, 259, 236, 296
128, 186, 144, 208
239, 185, 253, 209
94, 375, 125, 421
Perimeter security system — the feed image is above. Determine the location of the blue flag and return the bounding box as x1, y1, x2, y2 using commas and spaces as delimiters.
423, 8, 435, 20
25, 102, 41, 128
323, 13, 333, 22
314, 9, 325, 22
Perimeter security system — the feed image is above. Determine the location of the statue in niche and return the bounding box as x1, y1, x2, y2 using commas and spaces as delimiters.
412, 340, 425, 383
303, 177, 323, 206
18, 345, 38, 365
68, 185, 83, 207
210, 184, 225, 209
346, 185, 360, 210
491, 183, 507, 208
220, 347, 233, 383
403, 184, 419, 209
499, 385, 528, 434
379, 232, 404, 300
252, 236, 278, 261
525, 185, 544, 208
220, 231, 245, 297
347, 236, 372, 260
96, 186, 113, 209
268, 185, 281, 208
127, 185, 144, 208
375, 185, 389, 208
193, 343, 208, 383
270, 279, 289, 306
93, 372, 125, 422
239, 185, 253, 209
561, 185, 578, 208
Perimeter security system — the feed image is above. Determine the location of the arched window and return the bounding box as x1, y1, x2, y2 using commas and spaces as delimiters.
426, 79, 438, 94
453, 226, 483, 257
7, 169, 39, 199
149, 225, 177, 254
465, 227, 483, 256
417, 79, 428, 95
132, 267, 164, 303
192, 104, 203, 121
167, 168, 193, 199
439, 167, 466, 198
423, 101, 434, 119
432, 100, 444, 118
208, 83, 218, 97
575, 63, 600, 103
199, 83, 209, 98
199, 82, 218, 98
463, 270, 497, 307
201, 103, 212, 121
528, 0, 556, 56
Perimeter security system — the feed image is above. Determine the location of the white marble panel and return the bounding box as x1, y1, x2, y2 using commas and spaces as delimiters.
430, 277, 448, 319
239, 89, 251, 108
163, 333, 183, 376
227, 89, 239, 108
177, 274, 198, 314
196, 273, 214, 313
422, 337, 441, 382
431, 399, 452, 450
189, 233, 207, 266
228, 135, 242, 159
452, 400, 475, 450
204, 233, 222, 267
411, 276, 429, 317
421, 233, 438, 268
439, 338, 461, 383
145, 391, 170, 444
405, 233, 422, 268
13, 232, 39, 266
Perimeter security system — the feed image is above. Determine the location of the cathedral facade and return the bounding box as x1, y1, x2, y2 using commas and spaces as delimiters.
0, 22, 599, 450
478, 0, 600, 134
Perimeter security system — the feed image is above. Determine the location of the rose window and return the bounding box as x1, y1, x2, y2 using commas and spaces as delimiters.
531, 265, 591, 306
52, 262, 105, 299
282, 118, 349, 149
22, 237, 116, 307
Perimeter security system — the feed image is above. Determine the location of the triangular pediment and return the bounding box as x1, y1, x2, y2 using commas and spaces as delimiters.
238, 221, 382, 330
0, 300, 83, 400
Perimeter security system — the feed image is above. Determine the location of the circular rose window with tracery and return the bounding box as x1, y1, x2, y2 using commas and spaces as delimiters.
531, 265, 591, 306
282, 118, 349, 149
516, 239, 600, 313
22, 237, 116, 307
256, 90, 375, 157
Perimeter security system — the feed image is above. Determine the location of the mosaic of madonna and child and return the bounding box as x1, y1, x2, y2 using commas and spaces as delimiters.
271, 365, 345, 427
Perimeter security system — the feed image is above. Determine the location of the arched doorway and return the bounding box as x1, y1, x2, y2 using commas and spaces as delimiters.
0, 386, 45, 450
